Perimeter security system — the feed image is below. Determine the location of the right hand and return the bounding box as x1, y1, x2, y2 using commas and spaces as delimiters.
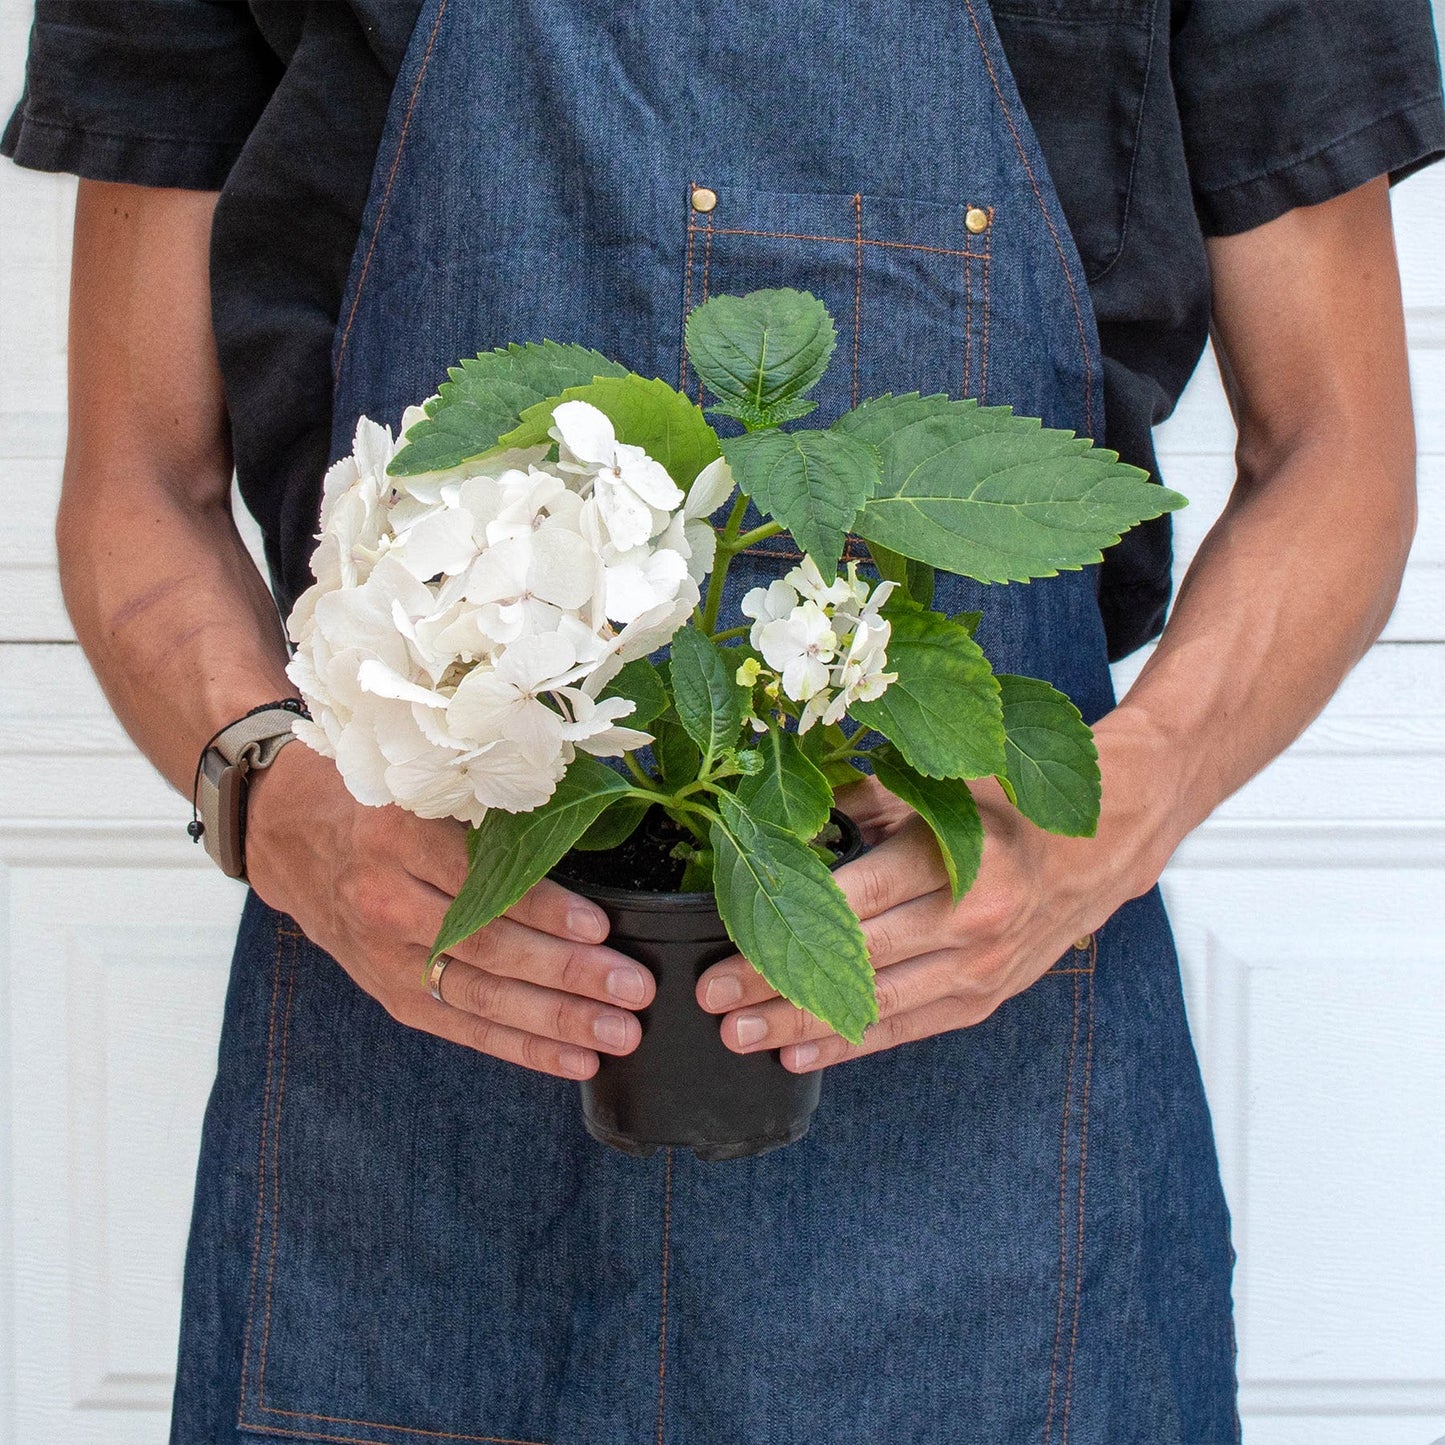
244, 742, 654, 1080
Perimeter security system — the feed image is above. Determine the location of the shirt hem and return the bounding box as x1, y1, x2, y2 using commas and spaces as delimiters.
1195, 93, 1445, 238
1, 109, 243, 191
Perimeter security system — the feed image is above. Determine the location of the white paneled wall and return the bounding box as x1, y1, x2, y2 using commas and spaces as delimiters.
1, 4, 1442, 1441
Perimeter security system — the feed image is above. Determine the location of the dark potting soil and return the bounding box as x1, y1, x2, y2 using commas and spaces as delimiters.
554, 809, 694, 894
552, 806, 854, 896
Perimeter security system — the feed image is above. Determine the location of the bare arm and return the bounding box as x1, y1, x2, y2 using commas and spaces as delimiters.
59, 182, 292, 782
60, 180, 654, 1077
701, 176, 1418, 1065
1112, 174, 1415, 869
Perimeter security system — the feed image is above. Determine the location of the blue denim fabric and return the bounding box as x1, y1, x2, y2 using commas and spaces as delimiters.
170, 1, 1239, 1439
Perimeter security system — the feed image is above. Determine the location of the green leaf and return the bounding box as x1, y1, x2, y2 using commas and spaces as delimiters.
710, 793, 875, 1044
430, 755, 632, 963
669, 629, 745, 761
679, 847, 715, 893
869, 745, 984, 903
865, 539, 936, 609
722, 429, 879, 573
573, 795, 650, 851
684, 288, 837, 429
996, 674, 1101, 837
799, 722, 868, 789
388, 341, 627, 476
601, 658, 669, 729
710, 394, 819, 429
653, 717, 702, 787
499, 373, 722, 488
838, 392, 1186, 582
735, 728, 833, 840
850, 599, 1006, 780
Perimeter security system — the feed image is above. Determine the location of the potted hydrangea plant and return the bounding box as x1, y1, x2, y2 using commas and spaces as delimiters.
286, 289, 1182, 1160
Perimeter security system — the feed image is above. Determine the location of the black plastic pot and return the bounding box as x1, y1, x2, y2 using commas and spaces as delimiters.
551, 811, 863, 1163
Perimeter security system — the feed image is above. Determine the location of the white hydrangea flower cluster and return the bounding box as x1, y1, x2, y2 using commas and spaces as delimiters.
286, 399, 732, 822
741, 556, 898, 733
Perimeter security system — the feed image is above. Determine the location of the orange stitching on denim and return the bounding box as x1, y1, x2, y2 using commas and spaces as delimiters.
696, 215, 715, 405
704, 225, 987, 261
681, 192, 698, 393
1042, 968, 1081, 1444
851, 193, 863, 408
334, 0, 450, 380
963, 246, 973, 398
980, 218, 992, 406
1047, 933, 1098, 977
960, 0, 1095, 432
241, 1420, 545, 1445
257, 929, 299, 1406
1061, 963, 1096, 1442
656, 1146, 674, 1445
237, 918, 285, 1426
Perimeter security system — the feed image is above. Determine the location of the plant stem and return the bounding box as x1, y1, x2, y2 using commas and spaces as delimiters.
731, 521, 784, 551
698, 493, 757, 635
720, 490, 751, 544
623, 755, 660, 790
709, 625, 749, 644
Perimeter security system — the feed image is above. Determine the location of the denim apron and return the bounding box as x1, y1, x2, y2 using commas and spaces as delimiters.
171, 2, 1240, 1440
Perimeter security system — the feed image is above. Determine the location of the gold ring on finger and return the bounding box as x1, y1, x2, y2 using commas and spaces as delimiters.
426, 954, 453, 1003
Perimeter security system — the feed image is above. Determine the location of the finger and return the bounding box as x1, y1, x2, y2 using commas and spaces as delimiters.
450, 915, 654, 1009
389, 804, 609, 945
396, 811, 470, 895
779, 988, 983, 1073
693, 867, 953, 1017
696, 955, 781, 1013
696, 868, 954, 1016
833, 822, 948, 921
858, 890, 957, 970
434, 957, 643, 1057
410, 990, 600, 1080
504, 877, 611, 943
718, 950, 961, 1054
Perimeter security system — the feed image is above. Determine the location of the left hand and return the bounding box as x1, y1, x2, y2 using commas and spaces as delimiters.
696, 725, 1169, 1071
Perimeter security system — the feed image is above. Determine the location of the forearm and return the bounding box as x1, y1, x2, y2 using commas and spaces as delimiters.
57, 477, 294, 797
1092, 178, 1416, 898
1098, 430, 1413, 892
59, 179, 295, 800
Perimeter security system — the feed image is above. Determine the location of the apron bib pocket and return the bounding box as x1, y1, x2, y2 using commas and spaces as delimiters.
679, 185, 993, 422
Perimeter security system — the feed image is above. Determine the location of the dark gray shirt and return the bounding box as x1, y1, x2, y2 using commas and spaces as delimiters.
6, 0, 1443, 657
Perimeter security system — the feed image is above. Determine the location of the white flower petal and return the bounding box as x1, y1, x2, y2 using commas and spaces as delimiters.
685, 455, 734, 519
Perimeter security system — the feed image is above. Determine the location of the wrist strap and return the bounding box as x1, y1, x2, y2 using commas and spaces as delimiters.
189, 699, 310, 880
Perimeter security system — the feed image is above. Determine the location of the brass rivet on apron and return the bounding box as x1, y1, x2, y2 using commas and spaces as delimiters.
965, 206, 990, 234
1074, 934, 1094, 952
691, 186, 718, 213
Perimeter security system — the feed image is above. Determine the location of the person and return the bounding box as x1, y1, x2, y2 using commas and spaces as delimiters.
5, 2, 1442, 1441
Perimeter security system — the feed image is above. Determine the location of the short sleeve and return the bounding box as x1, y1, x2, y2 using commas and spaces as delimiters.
1172, 0, 1445, 236
2, 0, 282, 191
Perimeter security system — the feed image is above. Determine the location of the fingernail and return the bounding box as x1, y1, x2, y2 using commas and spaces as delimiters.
789, 1042, 820, 1069
567, 904, 607, 942
606, 967, 648, 1004
559, 1046, 594, 1078
705, 974, 743, 1010
593, 1013, 629, 1050
735, 1014, 767, 1048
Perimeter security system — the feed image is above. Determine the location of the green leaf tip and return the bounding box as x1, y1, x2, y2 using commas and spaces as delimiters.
684, 288, 838, 432
838, 391, 1185, 582
996, 674, 1101, 837
722, 428, 879, 573
388, 340, 627, 476
710, 792, 875, 1044
429, 754, 631, 966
